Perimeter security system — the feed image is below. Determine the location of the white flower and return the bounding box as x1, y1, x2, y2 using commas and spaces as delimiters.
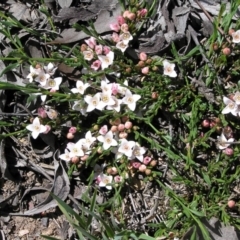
83, 131, 96, 149
100, 92, 115, 108
26, 117, 47, 139
118, 139, 135, 158
71, 80, 90, 95
84, 93, 105, 112
217, 133, 234, 150
97, 131, 118, 150
233, 91, 240, 105
222, 96, 239, 116
232, 30, 240, 43
106, 96, 122, 112
44, 62, 57, 76
122, 89, 141, 111
83, 50, 94, 61
119, 31, 133, 44
59, 149, 71, 162
98, 174, 113, 190
27, 65, 41, 83
131, 144, 146, 162
98, 51, 114, 70
72, 100, 87, 116
116, 41, 128, 52
67, 141, 84, 158
100, 80, 112, 92
42, 77, 62, 91
35, 70, 50, 86
163, 60, 177, 78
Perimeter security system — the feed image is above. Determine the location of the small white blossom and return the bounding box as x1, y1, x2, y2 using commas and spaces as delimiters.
83, 131, 96, 149
35, 71, 50, 86
71, 80, 90, 95
83, 50, 94, 61
84, 93, 105, 112
118, 139, 135, 158
217, 133, 234, 150
222, 96, 239, 116
106, 96, 122, 112
232, 30, 240, 43
163, 60, 177, 78
67, 141, 84, 158
42, 77, 62, 91
72, 100, 87, 116
59, 149, 71, 162
116, 41, 128, 52
98, 51, 114, 70
26, 117, 47, 139
119, 31, 133, 44
101, 80, 112, 93
233, 91, 240, 105
100, 92, 115, 108
131, 143, 146, 162
122, 89, 141, 111
97, 130, 118, 150
44, 62, 57, 76
27, 66, 41, 83
98, 174, 113, 190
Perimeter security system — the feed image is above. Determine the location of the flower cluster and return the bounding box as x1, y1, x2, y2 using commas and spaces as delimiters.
81, 37, 114, 71
71, 78, 141, 114
27, 63, 62, 97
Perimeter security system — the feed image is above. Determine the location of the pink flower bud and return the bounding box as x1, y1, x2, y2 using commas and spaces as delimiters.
138, 8, 147, 17
110, 118, 121, 125
110, 23, 120, 32
141, 66, 149, 75
110, 167, 118, 175
139, 52, 147, 61
118, 124, 125, 132
111, 83, 119, 95
121, 23, 129, 33
81, 155, 88, 161
112, 32, 120, 43
66, 132, 74, 139
123, 10, 130, 18
131, 161, 141, 169
124, 121, 132, 129
50, 89, 56, 93
222, 47, 231, 55
119, 132, 128, 139
111, 125, 118, 132
43, 125, 51, 134
103, 46, 110, 55
228, 200, 236, 208
85, 37, 96, 49
127, 12, 136, 20
99, 125, 108, 135
138, 164, 147, 172
38, 107, 47, 118
95, 45, 103, 55
117, 16, 125, 25
71, 157, 80, 164
201, 119, 210, 128
143, 156, 152, 165
69, 127, 77, 134
114, 175, 122, 182
223, 148, 234, 156
91, 60, 101, 71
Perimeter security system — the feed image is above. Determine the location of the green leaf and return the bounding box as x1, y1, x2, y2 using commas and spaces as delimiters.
138, 234, 157, 240
41, 236, 61, 240
0, 62, 20, 77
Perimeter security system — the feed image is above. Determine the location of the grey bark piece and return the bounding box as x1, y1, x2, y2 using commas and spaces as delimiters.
173, 7, 190, 34
57, 0, 72, 9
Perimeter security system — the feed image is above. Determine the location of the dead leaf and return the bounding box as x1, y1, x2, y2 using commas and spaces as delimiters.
11, 152, 70, 216
57, 0, 72, 9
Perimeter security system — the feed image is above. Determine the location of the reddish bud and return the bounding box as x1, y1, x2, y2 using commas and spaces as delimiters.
80, 44, 88, 52
69, 127, 77, 134
71, 157, 80, 164
66, 132, 74, 139
139, 52, 147, 61
118, 124, 125, 132
111, 125, 118, 132
222, 47, 231, 55
141, 66, 149, 75
228, 200, 236, 208
145, 169, 152, 175
202, 119, 210, 128
151, 92, 158, 99
127, 12, 136, 20
138, 164, 147, 172
124, 121, 132, 129
150, 160, 157, 167
223, 148, 234, 156
228, 29, 235, 36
